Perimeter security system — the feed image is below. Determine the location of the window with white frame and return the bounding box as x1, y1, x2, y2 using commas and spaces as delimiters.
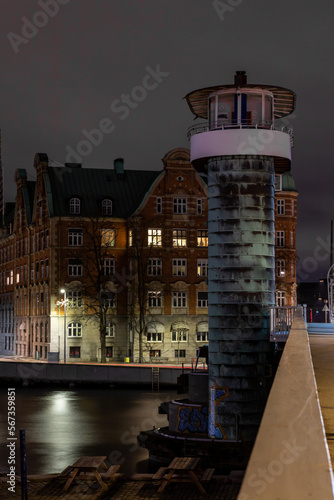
102, 199, 112, 215
276, 231, 285, 247
69, 197, 81, 214
101, 291, 115, 309
172, 229, 187, 247
106, 323, 115, 337
68, 229, 83, 246
172, 259, 187, 277
197, 291, 208, 308
173, 198, 187, 214
197, 229, 208, 246
197, 259, 208, 277
277, 259, 286, 277
147, 331, 163, 342
147, 291, 162, 308
68, 322, 82, 337
148, 228, 162, 246
68, 290, 82, 307
147, 258, 162, 276
172, 291, 187, 308
277, 199, 285, 215
102, 258, 115, 276
156, 197, 162, 214
274, 174, 282, 191
68, 258, 83, 276
101, 229, 116, 247
276, 291, 286, 307
171, 329, 188, 342
196, 331, 208, 342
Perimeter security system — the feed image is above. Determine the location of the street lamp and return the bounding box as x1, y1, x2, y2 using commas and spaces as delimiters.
56, 289, 67, 363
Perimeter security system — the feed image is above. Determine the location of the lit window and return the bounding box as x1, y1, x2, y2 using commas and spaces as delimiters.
106, 346, 113, 358
68, 229, 83, 246
68, 291, 82, 307
147, 291, 162, 308
172, 291, 187, 308
197, 291, 208, 308
277, 199, 285, 215
69, 346, 81, 358
277, 259, 286, 277
173, 198, 187, 214
150, 349, 161, 357
101, 229, 116, 247
129, 229, 133, 247
102, 199, 113, 215
197, 259, 208, 277
172, 259, 187, 276
276, 231, 285, 247
148, 228, 162, 246
172, 229, 187, 247
147, 259, 162, 276
68, 322, 82, 337
69, 197, 81, 214
197, 230, 208, 247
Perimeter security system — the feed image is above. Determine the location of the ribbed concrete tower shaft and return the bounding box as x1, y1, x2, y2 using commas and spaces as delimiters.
185, 71, 296, 443
207, 155, 275, 440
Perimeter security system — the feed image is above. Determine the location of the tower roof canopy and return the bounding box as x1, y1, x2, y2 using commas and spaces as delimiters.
184, 83, 296, 120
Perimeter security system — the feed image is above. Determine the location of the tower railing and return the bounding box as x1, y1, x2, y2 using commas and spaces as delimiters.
187, 121, 294, 147
270, 306, 297, 342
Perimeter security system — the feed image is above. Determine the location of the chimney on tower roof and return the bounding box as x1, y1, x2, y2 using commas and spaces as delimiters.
234, 71, 247, 86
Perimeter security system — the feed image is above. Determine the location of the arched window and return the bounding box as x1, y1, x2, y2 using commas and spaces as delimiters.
69, 198, 81, 214
67, 322, 82, 337
102, 199, 112, 215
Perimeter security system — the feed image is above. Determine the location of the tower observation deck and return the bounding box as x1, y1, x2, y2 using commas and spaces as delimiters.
185, 71, 296, 441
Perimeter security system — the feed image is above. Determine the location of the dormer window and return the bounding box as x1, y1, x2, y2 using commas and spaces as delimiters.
102, 199, 112, 215
70, 197, 81, 214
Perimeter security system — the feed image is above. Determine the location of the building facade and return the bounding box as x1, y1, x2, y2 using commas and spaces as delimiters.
0, 147, 297, 363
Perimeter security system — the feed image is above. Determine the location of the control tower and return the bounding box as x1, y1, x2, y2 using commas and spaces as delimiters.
185, 71, 296, 441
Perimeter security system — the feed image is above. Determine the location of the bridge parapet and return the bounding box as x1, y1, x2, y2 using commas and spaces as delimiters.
238, 307, 334, 499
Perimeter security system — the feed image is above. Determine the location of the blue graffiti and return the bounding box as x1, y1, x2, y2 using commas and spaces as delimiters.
177, 406, 208, 433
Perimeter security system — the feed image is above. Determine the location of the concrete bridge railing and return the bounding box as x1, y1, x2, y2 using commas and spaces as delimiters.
237, 307, 334, 500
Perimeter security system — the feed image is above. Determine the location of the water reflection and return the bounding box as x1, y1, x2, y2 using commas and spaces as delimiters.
0, 386, 176, 475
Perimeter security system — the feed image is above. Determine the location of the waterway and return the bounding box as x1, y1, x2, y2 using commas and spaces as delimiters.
0, 385, 176, 476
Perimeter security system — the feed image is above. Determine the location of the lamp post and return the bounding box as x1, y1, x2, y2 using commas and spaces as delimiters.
58, 289, 67, 363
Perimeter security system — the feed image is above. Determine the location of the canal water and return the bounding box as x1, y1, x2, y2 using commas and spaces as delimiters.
0, 385, 176, 476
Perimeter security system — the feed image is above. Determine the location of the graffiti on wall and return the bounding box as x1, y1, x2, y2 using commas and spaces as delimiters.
208, 382, 230, 439
176, 405, 208, 434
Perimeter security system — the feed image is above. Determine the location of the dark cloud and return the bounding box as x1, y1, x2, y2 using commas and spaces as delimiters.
1, 0, 333, 281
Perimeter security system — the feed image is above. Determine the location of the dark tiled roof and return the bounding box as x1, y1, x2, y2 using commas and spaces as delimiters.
47, 166, 162, 218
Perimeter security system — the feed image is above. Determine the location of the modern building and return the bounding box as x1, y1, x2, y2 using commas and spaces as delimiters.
0, 143, 297, 364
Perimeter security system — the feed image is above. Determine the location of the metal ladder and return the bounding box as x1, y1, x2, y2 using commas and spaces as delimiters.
152, 367, 160, 391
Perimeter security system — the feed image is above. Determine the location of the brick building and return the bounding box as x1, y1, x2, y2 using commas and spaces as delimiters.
0, 147, 297, 363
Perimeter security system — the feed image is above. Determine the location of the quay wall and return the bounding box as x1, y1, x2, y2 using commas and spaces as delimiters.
0, 360, 185, 386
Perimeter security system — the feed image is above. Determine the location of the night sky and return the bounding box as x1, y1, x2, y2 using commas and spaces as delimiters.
0, 0, 333, 282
